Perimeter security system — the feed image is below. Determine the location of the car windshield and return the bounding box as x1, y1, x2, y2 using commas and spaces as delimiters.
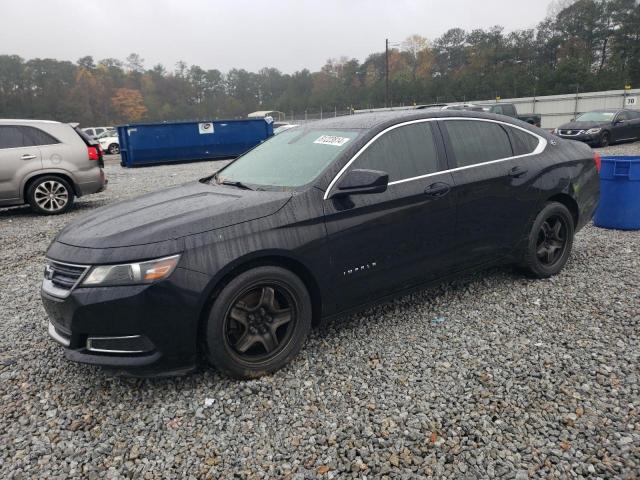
575, 111, 616, 122
216, 128, 362, 188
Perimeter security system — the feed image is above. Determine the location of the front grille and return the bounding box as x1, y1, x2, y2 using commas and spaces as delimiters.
559, 129, 584, 136
44, 260, 89, 296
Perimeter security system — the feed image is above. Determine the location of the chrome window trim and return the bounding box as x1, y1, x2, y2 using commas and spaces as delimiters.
86, 335, 147, 354
323, 117, 547, 200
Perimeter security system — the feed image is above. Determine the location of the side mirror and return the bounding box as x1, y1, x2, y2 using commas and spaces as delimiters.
330, 169, 388, 198
614, 119, 625, 125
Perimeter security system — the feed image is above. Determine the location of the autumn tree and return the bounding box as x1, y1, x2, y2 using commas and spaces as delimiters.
111, 88, 147, 122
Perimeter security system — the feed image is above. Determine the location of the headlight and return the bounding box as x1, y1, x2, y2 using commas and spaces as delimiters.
586, 128, 601, 135
82, 255, 180, 287
553, 128, 559, 134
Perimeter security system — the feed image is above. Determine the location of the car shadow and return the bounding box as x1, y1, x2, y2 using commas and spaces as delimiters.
0, 199, 110, 219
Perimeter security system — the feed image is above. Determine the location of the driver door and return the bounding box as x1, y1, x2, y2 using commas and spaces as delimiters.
323, 121, 457, 311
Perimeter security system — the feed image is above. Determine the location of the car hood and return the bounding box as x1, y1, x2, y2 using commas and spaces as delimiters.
558, 121, 608, 130
56, 181, 292, 248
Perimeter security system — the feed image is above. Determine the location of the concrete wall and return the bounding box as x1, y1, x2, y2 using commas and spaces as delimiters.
354, 88, 640, 129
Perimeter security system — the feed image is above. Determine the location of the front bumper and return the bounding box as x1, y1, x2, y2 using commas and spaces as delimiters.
42, 266, 210, 376
555, 133, 600, 145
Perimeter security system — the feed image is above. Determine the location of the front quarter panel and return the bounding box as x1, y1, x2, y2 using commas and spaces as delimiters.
180, 187, 334, 315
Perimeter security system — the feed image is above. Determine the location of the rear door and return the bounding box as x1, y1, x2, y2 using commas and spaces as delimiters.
439, 119, 545, 268
0, 126, 43, 202
323, 120, 457, 310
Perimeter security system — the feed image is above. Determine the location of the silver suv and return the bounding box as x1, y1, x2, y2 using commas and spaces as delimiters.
0, 120, 107, 215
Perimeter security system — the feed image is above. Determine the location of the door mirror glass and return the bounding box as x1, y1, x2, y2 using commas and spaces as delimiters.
331, 169, 388, 198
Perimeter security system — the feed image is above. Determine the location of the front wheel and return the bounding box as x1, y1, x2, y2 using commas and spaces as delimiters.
27, 176, 75, 215
520, 202, 575, 278
205, 266, 312, 379
598, 131, 610, 148
108, 143, 120, 155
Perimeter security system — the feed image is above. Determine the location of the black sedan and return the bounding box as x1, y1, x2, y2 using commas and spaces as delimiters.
42, 110, 600, 378
554, 109, 640, 147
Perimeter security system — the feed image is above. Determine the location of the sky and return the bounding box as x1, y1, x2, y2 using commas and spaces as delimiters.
0, 0, 556, 73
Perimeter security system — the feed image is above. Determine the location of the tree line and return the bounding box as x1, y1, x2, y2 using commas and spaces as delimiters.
0, 0, 638, 126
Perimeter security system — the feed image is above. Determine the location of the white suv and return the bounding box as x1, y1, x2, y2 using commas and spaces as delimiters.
82, 126, 115, 139
96, 130, 120, 155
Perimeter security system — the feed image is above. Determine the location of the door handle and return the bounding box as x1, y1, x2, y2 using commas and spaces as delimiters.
21, 154, 37, 160
508, 166, 528, 178
424, 182, 451, 197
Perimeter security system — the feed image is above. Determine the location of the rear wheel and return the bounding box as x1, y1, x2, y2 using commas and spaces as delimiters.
27, 176, 74, 215
205, 266, 312, 379
108, 143, 120, 155
598, 131, 610, 147
520, 202, 574, 278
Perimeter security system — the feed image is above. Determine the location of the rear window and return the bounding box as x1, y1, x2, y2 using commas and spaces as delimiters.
23, 126, 59, 146
505, 127, 540, 156
74, 127, 98, 146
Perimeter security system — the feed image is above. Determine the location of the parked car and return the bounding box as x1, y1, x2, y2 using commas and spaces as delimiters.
0, 120, 106, 214
82, 126, 115, 139
42, 110, 599, 378
480, 103, 542, 127
418, 103, 484, 112
273, 123, 299, 135
553, 109, 640, 147
96, 130, 120, 154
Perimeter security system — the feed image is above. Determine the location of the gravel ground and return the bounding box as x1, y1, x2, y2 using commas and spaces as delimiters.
1, 154, 639, 479
594, 138, 640, 156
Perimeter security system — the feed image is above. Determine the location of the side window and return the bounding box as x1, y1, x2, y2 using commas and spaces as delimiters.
0, 126, 32, 149
617, 111, 630, 121
351, 122, 439, 182
23, 127, 59, 146
505, 126, 540, 156
443, 120, 513, 167
493, 105, 504, 115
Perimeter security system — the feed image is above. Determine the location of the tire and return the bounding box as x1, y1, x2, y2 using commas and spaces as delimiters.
108, 143, 120, 155
205, 266, 312, 379
27, 176, 75, 215
599, 131, 610, 148
520, 201, 574, 278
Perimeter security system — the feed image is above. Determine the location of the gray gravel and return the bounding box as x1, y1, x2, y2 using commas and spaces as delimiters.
1, 155, 639, 478
594, 138, 640, 156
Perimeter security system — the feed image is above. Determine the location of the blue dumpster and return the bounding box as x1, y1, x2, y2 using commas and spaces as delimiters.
594, 156, 640, 230
117, 118, 273, 167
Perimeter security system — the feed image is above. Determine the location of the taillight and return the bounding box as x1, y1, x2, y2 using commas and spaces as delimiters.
593, 152, 601, 173
88, 146, 100, 161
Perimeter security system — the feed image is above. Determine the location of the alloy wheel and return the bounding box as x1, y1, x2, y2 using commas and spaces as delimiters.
109, 144, 120, 154
224, 283, 297, 363
536, 214, 568, 266
34, 180, 69, 212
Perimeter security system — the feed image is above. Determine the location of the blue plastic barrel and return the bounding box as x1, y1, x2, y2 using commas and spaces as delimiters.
117, 118, 274, 167
594, 156, 640, 230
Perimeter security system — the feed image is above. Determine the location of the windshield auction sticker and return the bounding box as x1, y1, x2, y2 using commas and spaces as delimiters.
313, 135, 351, 146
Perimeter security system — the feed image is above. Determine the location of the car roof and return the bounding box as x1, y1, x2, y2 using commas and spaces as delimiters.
297, 109, 530, 131
0, 119, 62, 125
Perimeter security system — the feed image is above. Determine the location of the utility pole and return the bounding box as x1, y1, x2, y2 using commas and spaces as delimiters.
385, 38, 389, 108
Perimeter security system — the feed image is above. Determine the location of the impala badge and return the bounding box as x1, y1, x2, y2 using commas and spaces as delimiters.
343, 262, 377, 276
